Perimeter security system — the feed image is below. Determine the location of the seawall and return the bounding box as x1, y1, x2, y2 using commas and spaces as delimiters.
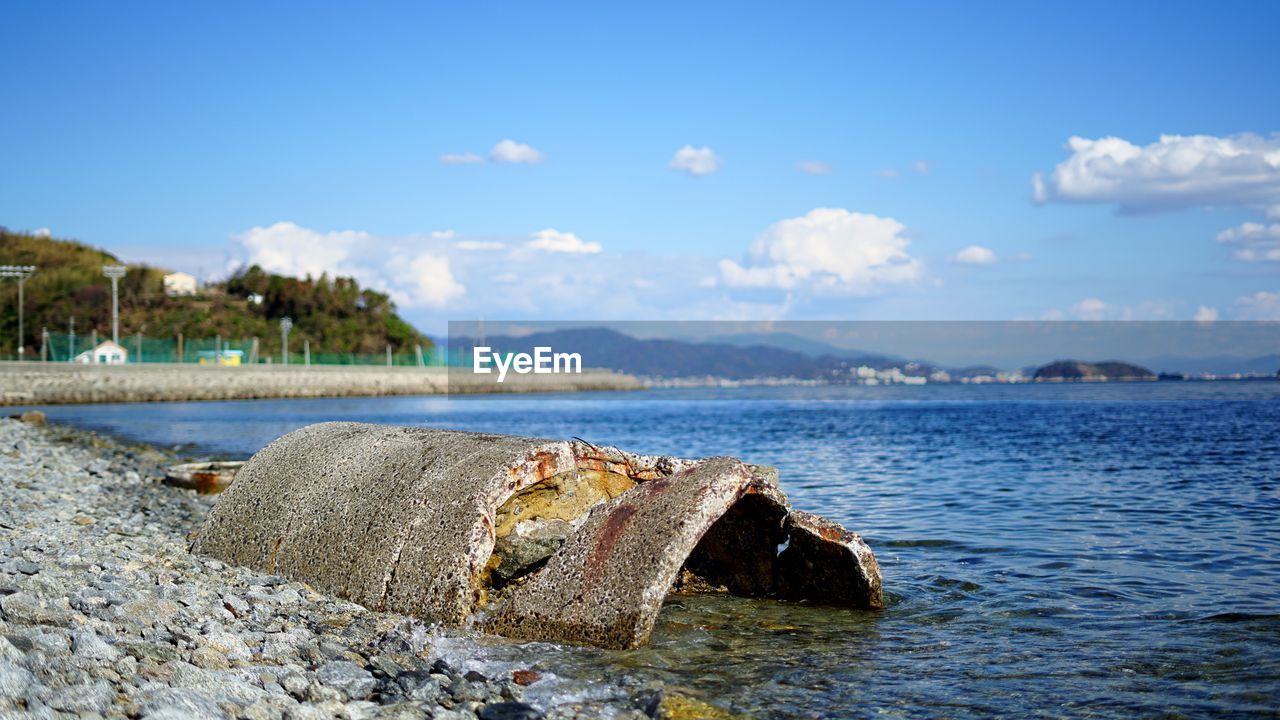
0, 362, 643, 406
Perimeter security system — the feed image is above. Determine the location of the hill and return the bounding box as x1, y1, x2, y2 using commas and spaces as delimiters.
1032, 360, 1156, 382
0, 229, 430, 358
450, 327, 942, 381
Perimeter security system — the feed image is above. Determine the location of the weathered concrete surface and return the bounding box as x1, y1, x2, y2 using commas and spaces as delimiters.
479, 458, 793, 648
776, 510, 883, 609
194, 422, 884, 649
0, 362, 642, 406
192, 422, 578, 624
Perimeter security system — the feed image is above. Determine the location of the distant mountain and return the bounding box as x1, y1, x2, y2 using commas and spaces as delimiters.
451, 327, 902, 381
1137, 354, 1280, 377
1033, 360, 1156, 382
702, 332, 907, 367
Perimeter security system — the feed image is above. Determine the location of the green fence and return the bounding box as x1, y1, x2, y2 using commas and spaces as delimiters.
22, 332, 449, 367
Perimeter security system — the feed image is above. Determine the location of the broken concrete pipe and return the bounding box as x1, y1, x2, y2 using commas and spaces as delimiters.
192, 422, 883, 649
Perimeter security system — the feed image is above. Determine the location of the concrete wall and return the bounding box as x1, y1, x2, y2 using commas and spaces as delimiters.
0, 362, 642, 405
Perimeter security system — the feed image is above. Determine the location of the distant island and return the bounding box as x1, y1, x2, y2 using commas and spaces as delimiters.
1032, 360, 1156, 382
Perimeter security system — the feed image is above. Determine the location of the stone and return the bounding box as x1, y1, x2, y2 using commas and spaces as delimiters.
315, 661, 375, 701
45, 680, 115, 714
15, 560, 39, 575
0, 659, 35, 700
72, 628, 123, 663
0, 592, 71, 626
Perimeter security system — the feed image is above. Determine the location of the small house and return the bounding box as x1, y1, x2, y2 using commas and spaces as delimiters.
163, 272, 198, 297
74, 340, 128, 365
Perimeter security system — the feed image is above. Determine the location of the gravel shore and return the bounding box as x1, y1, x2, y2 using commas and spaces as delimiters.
0, 418, 664, 720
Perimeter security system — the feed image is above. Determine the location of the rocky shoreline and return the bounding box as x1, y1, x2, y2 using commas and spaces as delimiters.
0, 417, 702, 720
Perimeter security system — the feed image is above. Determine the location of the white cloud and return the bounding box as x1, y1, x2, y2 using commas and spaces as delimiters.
912, 161, 930, 174
528, 229, 602, 254
796, 161, 832, 176
1009, 251, 1034, 262
1235, 290, 1280, 320
1216, 221, 1280, 261
1194, 305, 1219, 322
1073, 297, 1109, 320
32, 227, 51, 237
876, 168, 899, 179
718, 208, 922, 294
232, 221, 465, 309
1045, 297, 1179, 321
233, 221, 367, 279
1032, 133, 1280, 213
490, 139, 545, 164
669, 145, 721, 176
952, 245, 998, 265
440, 152, 483, 165
456, 240, 505, 251
389, 252, 465, 308
430, 230, 457, 240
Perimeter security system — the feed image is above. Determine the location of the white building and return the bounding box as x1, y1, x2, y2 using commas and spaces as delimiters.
74, 340, 128, 365
163, 271, 198, 296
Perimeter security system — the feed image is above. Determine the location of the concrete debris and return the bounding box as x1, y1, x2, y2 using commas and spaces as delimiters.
194, 422, 883, 649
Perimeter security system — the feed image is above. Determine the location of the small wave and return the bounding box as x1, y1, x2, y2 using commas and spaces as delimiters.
1189, 612, 1280, 624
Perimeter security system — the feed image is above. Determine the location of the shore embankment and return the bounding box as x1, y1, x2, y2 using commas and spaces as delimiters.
0, 363, 643, 406
0, 417, 700, 719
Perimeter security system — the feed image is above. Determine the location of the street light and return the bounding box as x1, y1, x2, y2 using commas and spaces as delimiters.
280, 317, 293, 365
102, 265, 127, 345
0, 265, 36, 360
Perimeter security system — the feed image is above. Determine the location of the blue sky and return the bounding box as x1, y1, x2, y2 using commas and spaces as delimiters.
3, 1, 1279, 333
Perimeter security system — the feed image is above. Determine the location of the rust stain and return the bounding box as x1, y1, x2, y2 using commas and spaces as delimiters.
583, 503, 637, 590
193, 471, 231, 494
266, 535, 284, 572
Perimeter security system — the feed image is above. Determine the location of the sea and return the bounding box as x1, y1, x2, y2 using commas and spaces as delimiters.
27, 382, 1280, 717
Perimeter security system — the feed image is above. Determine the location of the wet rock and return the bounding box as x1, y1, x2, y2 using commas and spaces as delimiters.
511, 670, 541, 686
479, 702, 545, 720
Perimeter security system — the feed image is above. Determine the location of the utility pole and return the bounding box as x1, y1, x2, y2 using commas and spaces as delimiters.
304, 339, 310, 367
69, 317, 76, 362
0, 266, 36, 360
386, 344, 392, 367
102, 265, 127, 345
280, 317, 293, 366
